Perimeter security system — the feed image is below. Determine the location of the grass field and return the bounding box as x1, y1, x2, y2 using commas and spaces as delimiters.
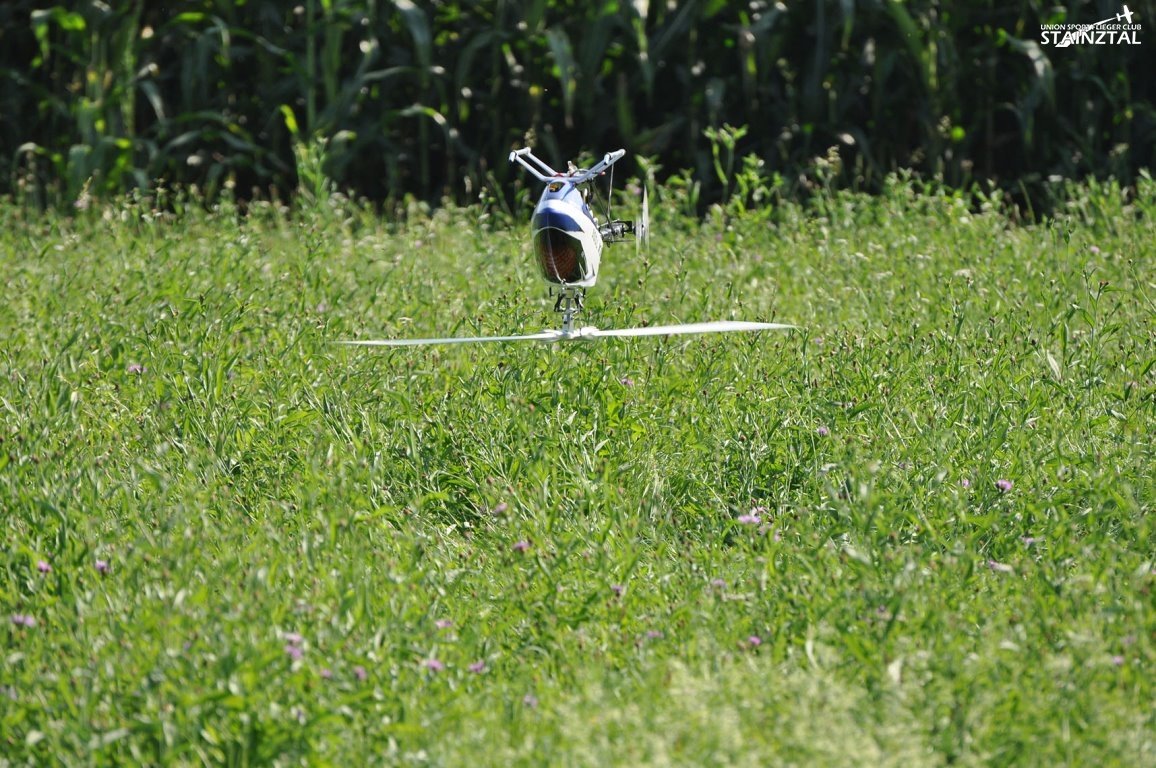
1, 177, 1154, 766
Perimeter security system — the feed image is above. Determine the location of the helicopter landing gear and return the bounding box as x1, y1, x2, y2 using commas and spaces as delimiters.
552, 285, 585, 334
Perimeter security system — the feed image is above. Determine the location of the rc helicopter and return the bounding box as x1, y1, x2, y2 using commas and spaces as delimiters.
341, 147, 793, 347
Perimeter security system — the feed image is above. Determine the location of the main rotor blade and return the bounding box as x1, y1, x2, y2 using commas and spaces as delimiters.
338, 320, 795, 347
338, 330, 562, 347
584, 320, 794, 338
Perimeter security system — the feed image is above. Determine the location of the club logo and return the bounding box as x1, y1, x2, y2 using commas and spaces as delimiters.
1040, 4, 1142, 47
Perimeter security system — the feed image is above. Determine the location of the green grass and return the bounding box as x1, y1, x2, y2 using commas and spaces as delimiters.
1, 178, 1154, 766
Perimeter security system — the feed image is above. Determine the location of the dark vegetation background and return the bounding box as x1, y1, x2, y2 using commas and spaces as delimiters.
1, 0, 1152, 212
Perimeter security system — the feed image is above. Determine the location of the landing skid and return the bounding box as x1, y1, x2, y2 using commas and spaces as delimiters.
551, 286, 585, 334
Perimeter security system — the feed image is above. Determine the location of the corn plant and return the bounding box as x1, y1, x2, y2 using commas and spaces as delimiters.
0, 0, 1151, 210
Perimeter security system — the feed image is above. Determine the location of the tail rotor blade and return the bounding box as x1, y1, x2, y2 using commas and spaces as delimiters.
639, 186, 650, 251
